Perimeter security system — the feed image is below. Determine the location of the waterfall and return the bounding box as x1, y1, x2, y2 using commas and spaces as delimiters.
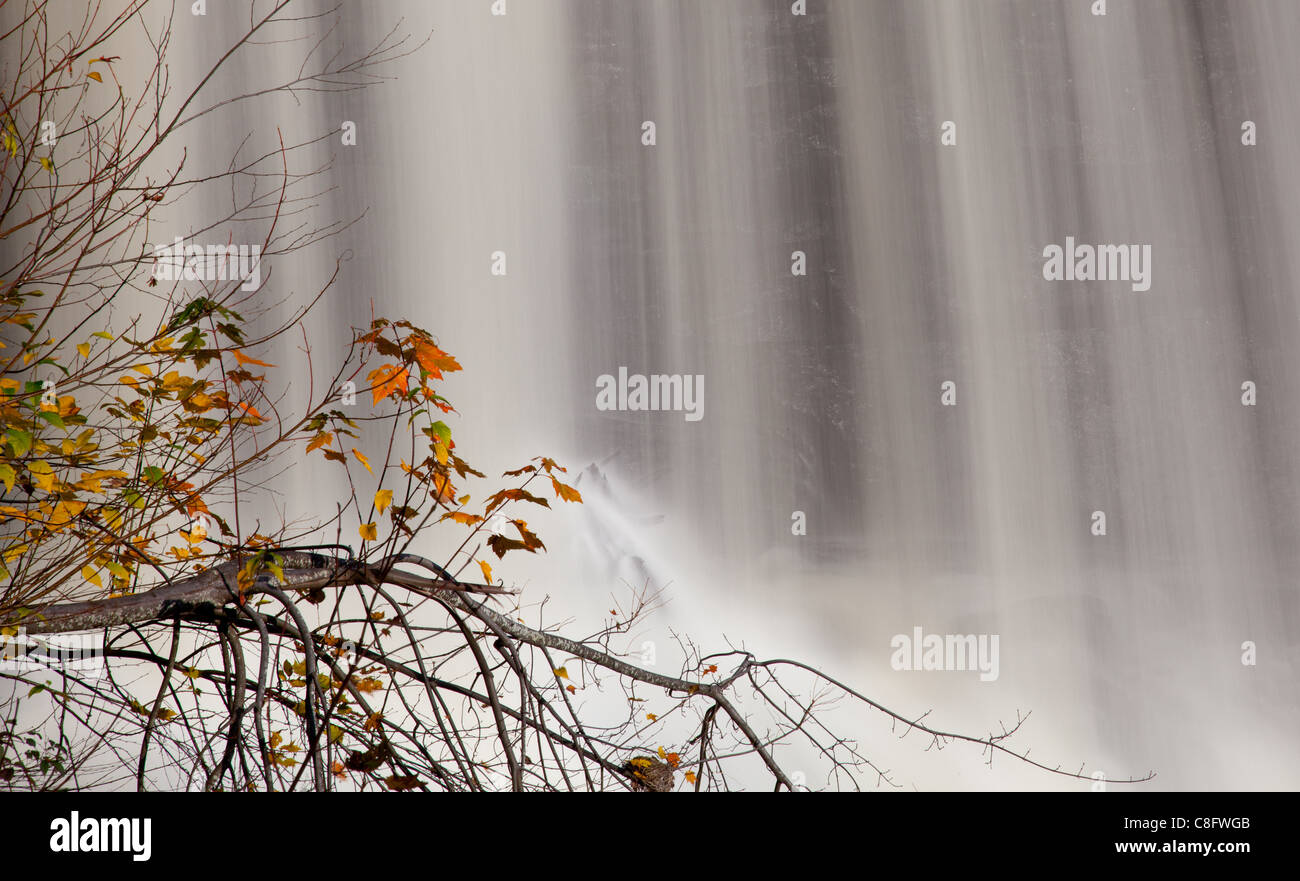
161, 0, 1298, 789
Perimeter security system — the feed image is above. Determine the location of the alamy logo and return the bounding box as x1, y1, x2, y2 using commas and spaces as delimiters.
1, 628, 104, 676
889, 626, 1000, 682
151, 236, 262, 291
49, 812, 151, 861
1042, 236, 1151, 291
596, 367, 703, 422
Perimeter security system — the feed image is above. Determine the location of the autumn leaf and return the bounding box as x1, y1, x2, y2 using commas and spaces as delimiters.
38, 157, 54, 173
684, 771, 697, 785
510, 519, 546, 552
359, 522, 377, 541
553, 666, 569, 681
351, 448, 372, 473
483, 487, 550, 517
384, 775, 423, 791
232, 349, 274, 367
430, 471, 455, 503
477, 559, 492, 583
486, 534, 527, 558
374, 489, 393, 514
86, 71, 103, 83
367, 363, 409, 405
306, 431, 332, 452
412, 339, 461, 378
550, 476, 582, 503
646, 713, 657, 722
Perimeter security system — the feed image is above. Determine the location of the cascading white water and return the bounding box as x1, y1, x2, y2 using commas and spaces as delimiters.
164, 0, 1299, 789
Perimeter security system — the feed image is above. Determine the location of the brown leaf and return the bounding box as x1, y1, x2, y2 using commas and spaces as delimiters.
384, 774, 423, 791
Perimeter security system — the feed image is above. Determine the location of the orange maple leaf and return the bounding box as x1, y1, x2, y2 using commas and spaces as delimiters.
232, 349, 275, 367
367, 364, 409, 405
412, 339, 461, 379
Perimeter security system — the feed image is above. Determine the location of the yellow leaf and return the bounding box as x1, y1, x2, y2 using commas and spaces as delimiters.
49, 500, 86, 527
76, 342, 90, 359
553, 666, 569, 681
646, 713, 658, 721
306, 431, 332, 453
359, 522, 377, 541
352, 448, 372, 473
38, 156, 54, 173
684, 771, 697, 785
81, 565, 102, 588
478, 559, 492, 583
161, 371, 191, 390
374, 489, 392, 514
31, 469, 57, 494
86, 71, 103, 83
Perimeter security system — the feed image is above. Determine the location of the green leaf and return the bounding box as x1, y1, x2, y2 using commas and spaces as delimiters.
7, 431, 32, 457
36, 410, 64, 429
430, 420, 452, 445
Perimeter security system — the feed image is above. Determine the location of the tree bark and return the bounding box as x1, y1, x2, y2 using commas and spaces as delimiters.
7, 552, 504, 635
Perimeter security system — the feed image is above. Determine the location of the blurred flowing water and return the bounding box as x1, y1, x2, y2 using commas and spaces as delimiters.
163, 0, 1300, 789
